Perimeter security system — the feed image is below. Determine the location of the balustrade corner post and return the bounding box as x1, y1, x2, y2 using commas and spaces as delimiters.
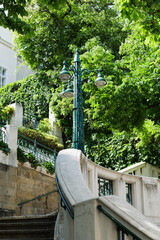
6, 124, 18, 167
9, 103, 23, 127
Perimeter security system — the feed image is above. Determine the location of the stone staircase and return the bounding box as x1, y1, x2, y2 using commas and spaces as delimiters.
0, 213, 57, 240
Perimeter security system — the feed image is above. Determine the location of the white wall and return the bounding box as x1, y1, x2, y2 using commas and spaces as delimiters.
0, 27, 33, 86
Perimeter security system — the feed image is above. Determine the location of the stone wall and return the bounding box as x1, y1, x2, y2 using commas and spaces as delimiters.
0, 161, 58, 216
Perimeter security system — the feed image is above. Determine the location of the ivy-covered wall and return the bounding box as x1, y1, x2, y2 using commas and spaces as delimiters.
0, 72, 54, 119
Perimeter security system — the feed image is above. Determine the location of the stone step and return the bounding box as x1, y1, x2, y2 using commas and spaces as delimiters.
0, 213, 57, 239
0, 229, 54, 239
0, 209, 15, 218
0, 215, 57, 223
0, 220, 55, 230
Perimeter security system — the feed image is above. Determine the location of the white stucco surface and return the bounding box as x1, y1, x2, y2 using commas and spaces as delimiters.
56, 149, 94, 206
0, 27, 33, 86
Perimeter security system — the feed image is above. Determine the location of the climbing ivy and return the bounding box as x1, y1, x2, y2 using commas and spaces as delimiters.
0, 72, 55, 119
0, 141, 10, 155
0, 106, 15, 124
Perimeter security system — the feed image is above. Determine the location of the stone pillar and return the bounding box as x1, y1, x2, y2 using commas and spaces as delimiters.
9, 103, 23, 127
5, 124, 18, 167
0, 103, 21, 167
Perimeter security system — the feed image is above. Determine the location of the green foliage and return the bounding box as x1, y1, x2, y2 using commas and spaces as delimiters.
17, 147, 39, 169
38, 118, 53, 134
0, 141, 10, 155
2, 0, 160, 171
86, 131, 139, 170
17, 147, 28, 163
0, 72, 53, 119
27, 152, 39, 168
13, 0, 126, 70
117, 0, 160, 42
42, 161, 55, 174
0, 0, 31, 33
0, 106, 15, 123
18, 127, 63, 151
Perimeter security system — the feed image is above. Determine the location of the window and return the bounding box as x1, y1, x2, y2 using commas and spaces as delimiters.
0, 67, 6, 87
98, 178, 113, 196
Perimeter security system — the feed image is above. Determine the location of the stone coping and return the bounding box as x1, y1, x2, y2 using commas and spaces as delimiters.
0, 210, 58, 220
99, 195, 160, 240
19, 162, 55, 177
56, 149, 93, 207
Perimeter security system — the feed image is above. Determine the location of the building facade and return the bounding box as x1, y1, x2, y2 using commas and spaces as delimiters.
0, 26, 33, 87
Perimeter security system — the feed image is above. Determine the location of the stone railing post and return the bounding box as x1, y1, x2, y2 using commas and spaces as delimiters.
9, 103, 23, 127
0, 103, 23, 167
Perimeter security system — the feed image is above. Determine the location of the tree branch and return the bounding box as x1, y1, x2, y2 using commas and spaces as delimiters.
62, 0, 72, 19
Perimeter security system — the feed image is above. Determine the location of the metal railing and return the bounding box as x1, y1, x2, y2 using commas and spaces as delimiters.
97, 205, 141, 240
18, 133, 57, 165
18, 190, 58, 210
55, 171, 74, 219
23, 113, 39, 130
98, 178, 113, 196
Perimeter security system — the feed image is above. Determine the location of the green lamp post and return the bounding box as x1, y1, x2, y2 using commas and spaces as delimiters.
59, 50, 106, 154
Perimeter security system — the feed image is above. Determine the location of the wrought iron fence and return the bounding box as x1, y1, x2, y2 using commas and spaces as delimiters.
18, 133, 57, 165
23, 113, 39, 130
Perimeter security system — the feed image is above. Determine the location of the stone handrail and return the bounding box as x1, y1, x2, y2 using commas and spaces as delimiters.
87, 158, 160, 225
55, 149, 160, 240
56, 149, 94, 207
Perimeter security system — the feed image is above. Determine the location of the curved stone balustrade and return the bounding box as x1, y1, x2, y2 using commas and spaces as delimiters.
55, 149, 160, 240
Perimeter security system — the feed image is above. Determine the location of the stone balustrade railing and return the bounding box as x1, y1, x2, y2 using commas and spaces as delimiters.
55, 149, 160, 240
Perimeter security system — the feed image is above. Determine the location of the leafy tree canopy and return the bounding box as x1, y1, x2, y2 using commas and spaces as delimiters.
0, 0, 31, 33
14, 0, 126, 70
2, 0, 160, 171
116, 0, 160, 42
